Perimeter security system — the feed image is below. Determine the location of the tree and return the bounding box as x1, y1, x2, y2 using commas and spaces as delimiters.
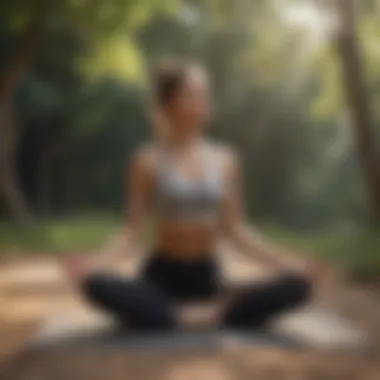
333, 0, 380, 224
0, 0, 176, 224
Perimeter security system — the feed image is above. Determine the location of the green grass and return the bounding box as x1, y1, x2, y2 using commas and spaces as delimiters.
1, 218, 380, 282
263, 226, 380, 282
0, 217, 121, 256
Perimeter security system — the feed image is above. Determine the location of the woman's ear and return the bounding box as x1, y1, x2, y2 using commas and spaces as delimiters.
152, 107, 169, 142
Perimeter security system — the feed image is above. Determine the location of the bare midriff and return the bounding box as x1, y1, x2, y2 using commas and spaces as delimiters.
154, 219, 219, 259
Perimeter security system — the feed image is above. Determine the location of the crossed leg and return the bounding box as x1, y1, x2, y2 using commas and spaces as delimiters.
82, 272, 312, 331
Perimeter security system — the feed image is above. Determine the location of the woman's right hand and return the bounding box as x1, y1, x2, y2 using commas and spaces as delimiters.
60, 256, 96, 284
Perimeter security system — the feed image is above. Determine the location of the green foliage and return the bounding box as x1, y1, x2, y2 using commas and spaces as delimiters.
0, 217, 120, 254
1, 0, 380, 230
2, 0, 380, 278
264, 225, 380, 282
1, 0, 178, 82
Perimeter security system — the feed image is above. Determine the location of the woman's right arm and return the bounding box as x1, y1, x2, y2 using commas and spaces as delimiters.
97, 147, 156, 266
64, 147, 156, 277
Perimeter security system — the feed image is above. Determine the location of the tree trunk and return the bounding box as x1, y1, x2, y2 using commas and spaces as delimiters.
36, 151, 52, 218
0, 101, 33, 225
334, 0, 380, 224
35, 124, 67, 217
0, 18, 46, 225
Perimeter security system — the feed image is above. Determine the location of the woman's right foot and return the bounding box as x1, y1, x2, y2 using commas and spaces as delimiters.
175, 301, 223, 329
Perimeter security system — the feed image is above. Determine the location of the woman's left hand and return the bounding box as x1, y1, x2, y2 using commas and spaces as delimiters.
289, 259, 328, 282
303, 259, 328, 281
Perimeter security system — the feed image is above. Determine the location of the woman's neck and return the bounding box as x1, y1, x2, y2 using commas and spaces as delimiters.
165, 129, 204, 151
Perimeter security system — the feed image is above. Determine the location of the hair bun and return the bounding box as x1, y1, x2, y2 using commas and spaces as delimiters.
151, 57, 200, 106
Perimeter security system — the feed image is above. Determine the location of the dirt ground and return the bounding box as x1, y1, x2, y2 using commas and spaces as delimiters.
1, 256, 380, 379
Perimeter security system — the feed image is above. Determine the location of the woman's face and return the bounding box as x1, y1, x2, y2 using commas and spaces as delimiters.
166, 68, 212, 130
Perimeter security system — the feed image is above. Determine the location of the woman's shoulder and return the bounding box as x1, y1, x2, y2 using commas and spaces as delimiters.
131, 141, 160, 172
207, 140, 240, 168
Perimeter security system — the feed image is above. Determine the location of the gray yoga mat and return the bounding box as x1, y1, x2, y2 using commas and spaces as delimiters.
27, 306, 368, 355
29, 321, 301, 354
31, 330, 303, 354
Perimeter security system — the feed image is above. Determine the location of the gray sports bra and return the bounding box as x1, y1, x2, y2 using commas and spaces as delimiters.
155, 145, 224, 220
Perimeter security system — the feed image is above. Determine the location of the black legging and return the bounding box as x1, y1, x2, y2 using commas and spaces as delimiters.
82, 253, 312, 331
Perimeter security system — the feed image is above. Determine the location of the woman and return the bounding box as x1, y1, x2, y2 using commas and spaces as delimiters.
64, 59, 324, 331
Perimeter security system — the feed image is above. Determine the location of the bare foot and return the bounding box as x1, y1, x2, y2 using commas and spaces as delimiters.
175, 301, 224, 329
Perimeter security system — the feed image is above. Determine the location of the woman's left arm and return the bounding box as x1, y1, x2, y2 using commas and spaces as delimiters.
220, 149, 317, 276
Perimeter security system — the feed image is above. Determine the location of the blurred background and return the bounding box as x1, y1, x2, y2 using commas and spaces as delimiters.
1, 0, 380, 281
